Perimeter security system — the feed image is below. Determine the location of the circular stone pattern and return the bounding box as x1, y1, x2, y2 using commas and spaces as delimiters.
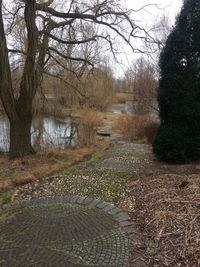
0, 198, 129, 267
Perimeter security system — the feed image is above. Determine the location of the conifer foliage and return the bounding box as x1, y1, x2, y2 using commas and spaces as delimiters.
153, 0, 200, 163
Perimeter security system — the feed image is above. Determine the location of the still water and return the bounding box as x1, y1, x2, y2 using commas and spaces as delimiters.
0, 116, 76, 152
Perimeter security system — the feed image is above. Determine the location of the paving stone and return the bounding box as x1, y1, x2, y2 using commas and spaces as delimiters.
88, 199, 102, 207
96, 201, 109, 209
103, 204, 115, 212
113, 212, 130, 222
107, 207, 122, 215
97, 131, 111, 137
76, 196, 87, 204
82, 197, 94, 205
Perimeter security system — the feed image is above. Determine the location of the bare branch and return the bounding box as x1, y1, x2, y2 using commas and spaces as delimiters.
3, 4, 24, 34
49, 47, 94, 67
36, 4, 154, 54
35, 6, 99, 20
46, 33, 97, 45
36, 0, 54, 9
8, 49, 26, 55
68, 0, 76, 13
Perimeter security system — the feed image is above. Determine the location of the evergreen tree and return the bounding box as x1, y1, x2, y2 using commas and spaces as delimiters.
153, 0, 200, 163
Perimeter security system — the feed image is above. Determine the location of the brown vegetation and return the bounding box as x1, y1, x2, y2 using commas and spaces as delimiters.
144, 121, 160, 143
130, 157, 200, 267
113, 114, 159, 143
0, 138, 110, 193
77, 109, 104, 147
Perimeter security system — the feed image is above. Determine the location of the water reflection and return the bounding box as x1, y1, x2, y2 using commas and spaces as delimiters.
0, 115, 76, 153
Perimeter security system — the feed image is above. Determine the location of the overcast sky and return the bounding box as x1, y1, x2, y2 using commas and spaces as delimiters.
126, 0, 182, 24
114, 0, 183, 77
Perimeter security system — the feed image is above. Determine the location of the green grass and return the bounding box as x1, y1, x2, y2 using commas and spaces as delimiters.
88, 150, 104, 163
0, 191, 13, 205
146, 241, 158, 255
60, 166, 138, 208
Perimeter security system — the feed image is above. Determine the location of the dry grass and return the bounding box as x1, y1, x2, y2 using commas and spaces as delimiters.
113, 114, 147, 142
77, 109, 104, 147
0, 138, 110, 193
113, 114, 159, 143
132, 164, 200, 266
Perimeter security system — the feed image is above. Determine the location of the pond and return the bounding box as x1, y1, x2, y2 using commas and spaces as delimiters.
0, 115, 76, 153
107, 102, 134, 115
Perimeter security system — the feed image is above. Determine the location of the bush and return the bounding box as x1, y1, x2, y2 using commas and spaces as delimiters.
113, 114, 157, 142
153, 123, 200, 163
153, 124, 186, 163
77, 109, 103, 147
144, 121, 159, 143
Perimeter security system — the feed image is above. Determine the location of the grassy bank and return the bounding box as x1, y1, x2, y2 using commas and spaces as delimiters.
0, 137, 110, 204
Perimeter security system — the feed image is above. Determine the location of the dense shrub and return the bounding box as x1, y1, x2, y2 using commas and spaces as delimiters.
153, 124, 186, 162
153, 0, 200, 163
113, 114, 158, 143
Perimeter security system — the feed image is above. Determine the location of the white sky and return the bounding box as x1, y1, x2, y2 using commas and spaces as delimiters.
114, 0, 183, 77
126, 0, 182, 24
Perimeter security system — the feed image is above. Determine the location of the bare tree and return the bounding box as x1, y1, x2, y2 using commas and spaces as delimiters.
146, 14, 172, 75
124, 57, 157, 115
0, 0, 153, 159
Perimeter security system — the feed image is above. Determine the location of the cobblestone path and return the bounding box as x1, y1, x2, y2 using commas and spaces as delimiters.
1, 105, 151, 266
0, 197, 130, 267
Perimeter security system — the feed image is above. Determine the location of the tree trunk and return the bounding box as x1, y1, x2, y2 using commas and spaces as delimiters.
9, 116, 35, 159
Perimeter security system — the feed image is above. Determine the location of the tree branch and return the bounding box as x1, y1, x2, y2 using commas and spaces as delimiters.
46, 33, 97, 45
8, 48, 26, 55
49, 47, 94, 67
